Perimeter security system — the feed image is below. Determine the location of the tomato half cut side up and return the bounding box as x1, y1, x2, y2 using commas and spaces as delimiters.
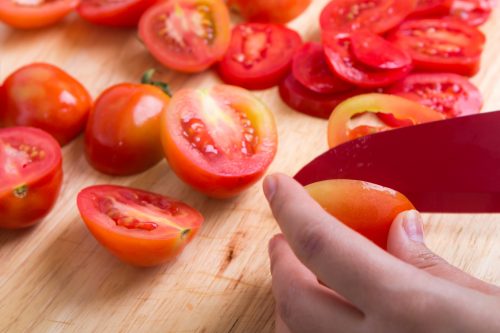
77, 0, 157, 27
217, 23, 302, 90
408, 0, 453, 18
227, 0, 311, 23
446, 0, 494, 26
327, 93, 445, 148
161, 85, 278, 198
306, 179, 415, 248
77, 185, 204, 266
0, 127, 63, 229
0, 0, 78, 29
138, 0, 231, 73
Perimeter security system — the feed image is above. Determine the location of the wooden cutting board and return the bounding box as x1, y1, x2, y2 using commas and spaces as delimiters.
1, 2, 499, 332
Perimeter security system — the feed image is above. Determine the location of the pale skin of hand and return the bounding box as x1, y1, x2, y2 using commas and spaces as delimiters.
263, 174, 500, 333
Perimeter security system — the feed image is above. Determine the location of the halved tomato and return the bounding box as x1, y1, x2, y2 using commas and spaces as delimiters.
227, 0, 311, 23
77, 0, 157, 27
0, 127, 63, 229
138, 0, 231, 73
408, 0, 453, 18
306, 179, 415, 248
77, 185, 203, 266
446, 0, 494, 26
0, 0, 78, 28
217, 23, 302, 90
161, 85, 277, 198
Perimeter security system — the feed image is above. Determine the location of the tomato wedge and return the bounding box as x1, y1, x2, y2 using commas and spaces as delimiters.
446, 0, 494, 26
138, 0, 231, 73
77, 185, 203, 266
0, 127, 63, 229
328, 93, 444, 148
389, 19, 485, 76
77, 0, 157, 27
161, 85, 277, 198
227, 0, 311, 23
306, 179, 415, 248
217, 23, 302, 90
409, 0, 453, 18
0, 0, 78, 29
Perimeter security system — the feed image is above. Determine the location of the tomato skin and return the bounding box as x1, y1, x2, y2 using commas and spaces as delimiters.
77, 185, 204, 267
0, 127, 63, 229
0, 0, 78, 29
0, 63, 92, 146
409, 0, 453, 18
77, 0, 157, 27
306, 179, 415, 248
227, 0, 311, 23
85, 83, 170, 176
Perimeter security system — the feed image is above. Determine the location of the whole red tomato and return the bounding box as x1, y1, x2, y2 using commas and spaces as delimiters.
0, 0, 77, 29
228, 0, 311, 23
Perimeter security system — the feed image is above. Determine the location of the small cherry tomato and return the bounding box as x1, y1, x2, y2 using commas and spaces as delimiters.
161, 85, 277, 198
227, 0, 311, 23
0, 0, 78, 29
77, 185, 204, 267
77, 0, 157, 27
409, 0, 453, 18
0, 63, 92, 146
306, 179, 415, 248
446, 0, 494, 26
138, 0, 231, 73
0, 127, 63, 229
217, 23, 302, 90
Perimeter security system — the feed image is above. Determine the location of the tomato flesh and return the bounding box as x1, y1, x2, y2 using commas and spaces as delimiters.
409, 0, 453, 18
447, 0, 494, 26
0, 0, 78, 29
77, 0, 157, 27
227, 0, 311, 23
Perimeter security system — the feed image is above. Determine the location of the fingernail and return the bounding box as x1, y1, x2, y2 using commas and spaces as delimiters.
263, 175, 277, 202
402, 210, 425, 243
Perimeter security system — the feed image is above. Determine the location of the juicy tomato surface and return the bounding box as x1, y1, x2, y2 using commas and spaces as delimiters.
306, 179, 415, 248
0, 0, 78, 28
389, 19, 485, 76
77, 185, 204, 266
320, 0, 416, 34
161, 85, 277, 198
447, 0, 494, 26
328, 93, 444, 148
0, 127, 63, 229
217, 23, 302, 90
227, 0, 311, 23
138, 0, 231, 73
408, 0, 453, 18
77, 0, 157, 27
85, 82, 170, 176
0, 63, 92, 146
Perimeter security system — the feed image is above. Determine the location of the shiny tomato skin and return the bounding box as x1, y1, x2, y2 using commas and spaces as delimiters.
77, 0, 157, 27
217, 23, 302, 90
227, 0, 311, 23
138, 0, 231, 73
0, 63, 92, 146
409, 0, 453, 18
306, 179, 415, 248
0, 127, 63, 229
161, 85, 277, 198
85, 83, 170, 176
77, 185, 204, 267
446, 0, 494, 26
0, 0, 78, 29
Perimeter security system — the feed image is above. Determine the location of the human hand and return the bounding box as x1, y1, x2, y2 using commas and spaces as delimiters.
264, 174, 500, 333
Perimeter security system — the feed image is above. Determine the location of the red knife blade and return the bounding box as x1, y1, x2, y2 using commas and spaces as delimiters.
294, 111, 500, 213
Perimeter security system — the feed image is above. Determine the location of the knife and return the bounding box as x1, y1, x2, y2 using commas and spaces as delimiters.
294, 111, 500, 213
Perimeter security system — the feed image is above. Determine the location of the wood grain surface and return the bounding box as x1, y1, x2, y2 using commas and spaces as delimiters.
1, 1, 500, 332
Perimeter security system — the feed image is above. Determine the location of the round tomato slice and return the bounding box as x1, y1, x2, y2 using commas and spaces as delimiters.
328, 93, 444, 148
306, 179, 415, 248
408, 0, 453, 18
217, 23, 302, 90
446, 0, 494, 26
77, 0, 157, 27
388, 19, 485, 76
77, 185, 204, 267
138, 0, 230, 73
0, 0, 77, 28
319, 0, 416, 34
0, 127, 63, 229
161, 85, 277, 198
323, 32, 412, 88
227, 0, 311, 23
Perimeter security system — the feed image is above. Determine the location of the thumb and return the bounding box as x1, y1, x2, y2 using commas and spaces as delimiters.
387, 210, 500, 295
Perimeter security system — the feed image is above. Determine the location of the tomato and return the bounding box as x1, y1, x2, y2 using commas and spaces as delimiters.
227, 0, 311, 23
409, 0, 453, 18
0, 63, 92, 146
217, 23, 302, 90
77, 0, 157, 27
306, 179, 415, 248
0, 0, 77, 29
327, 93, 444, 148
161, 85, 277, 198
388, 19, 485, 76
292, 42, 353, 94
319, 0, 416, 34
446, 0, 494, 26
0, 127, 63, 229
323, 32, 412, 88
138, 0, 231, 73
77, 185, 203, 266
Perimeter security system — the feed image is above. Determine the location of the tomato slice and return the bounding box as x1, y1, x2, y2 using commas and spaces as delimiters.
0, 0, 78, 29
0, 127, 63, 229
138, 0, 231, 73
306, 179, 415, 248
446, 0, 494, 26
217, 23, 302, 90
327, 93, 445, 148
161, 85, 277, 198
77, 185, 203, 266
227, 0, 311, 23
319, 0, 416, 34
323, 32, 412, 88
388, 19, 485, 76
409, 0, 453, 18
77, 0, 157, 27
